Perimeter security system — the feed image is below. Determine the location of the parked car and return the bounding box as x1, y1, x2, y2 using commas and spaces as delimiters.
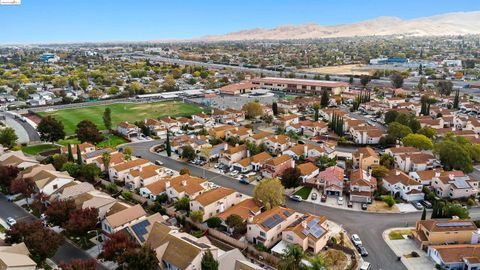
358, 245, 369, 257
361, 203, 368, 210
347, 201, 353, 208
321, 194, 327, 202
359, 262, 371, 270
311, 192, 317, 201
214, 164, 220, 168
6, 217, 16, 227
420, 200, 432, 209
154, 160, 163, 165
351, 234, 362, 246
230, 170, 239, 177
337, 197, 344, 205
290, 195, 303, 202
412, 201, 423, 210
239, 178, 250, 185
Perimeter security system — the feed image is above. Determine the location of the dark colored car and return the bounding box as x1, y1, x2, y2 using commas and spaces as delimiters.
321, 194, 327, 202
358, 245, 369, 257
361, 203, 368, 210
347, 201, 353, 208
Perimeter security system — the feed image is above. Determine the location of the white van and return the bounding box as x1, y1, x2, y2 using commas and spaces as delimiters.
360, 261, 371, 270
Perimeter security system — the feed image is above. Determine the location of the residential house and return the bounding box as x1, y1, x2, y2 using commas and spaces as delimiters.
246, 131, 271, 146
145, 118, 168, 138
395, 152, 437, 172
413, 218, 478, 249
93, 151, 125, 171
28, 168, 74, 196
297, 162, 320, 183
117, 122, 140, 139
0, 243, 37, 270
108, 158, 151, 182
60, 142, 95, 157
192, 113, 214, 127
353, 147, 379, 171
82, 148, 115, 165
125, 164, 163, 190
219, 144, 248, 167
225, 127, 253, 141
262, 154, 294, 178
246, 207, 301, 248
190, 187, 242, 222
427, 244, 480, 270
209, 125, 237, 139
382, 170, 424, 202
349, 169, 377, 203
431, 172, 479, 199
264, 135, 291, 154
0, 151, 39, 169
102, 204, 147, 235
314, 166, 345, 196
351, 126, 384, 144
282, 214, 330, 254
277, 114, 299, 128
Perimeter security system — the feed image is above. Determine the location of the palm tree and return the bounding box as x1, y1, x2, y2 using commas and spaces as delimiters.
279, 244, 306, 270
101, 152, 111, 176
309, 254, 327, 270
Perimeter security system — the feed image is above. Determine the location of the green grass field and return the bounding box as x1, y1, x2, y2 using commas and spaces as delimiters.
294, 186, 312, 200
38, 101, 203, 135
21, 144, 59, 155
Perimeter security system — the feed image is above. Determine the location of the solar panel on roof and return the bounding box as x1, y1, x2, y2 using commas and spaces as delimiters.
307, 218, 320, 228
436, 222, 473, 227
454, 179, 470, 189
312, 227, 325, 238
131, 220, 151, 243
284, 211, 291, 217
302, 229, 309, 236
273, 214, 281, 219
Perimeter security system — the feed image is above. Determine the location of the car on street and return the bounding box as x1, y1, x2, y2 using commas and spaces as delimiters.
357, 245, 369, 257
321, 194, 327, 202
361, 203, 368, 210
290, 195, 303, 202
351, 234, 362, 246
420, 200, 432, 209
230, 170, 239, 176
412, 201, 424, 210
6, 217, 16, 227
347, 201, 353, 208
311, 192, 317, 201
239, 178, 251, 185
359, 262, 371, 270
337, 197, 344, 205
154, 160, 163, 165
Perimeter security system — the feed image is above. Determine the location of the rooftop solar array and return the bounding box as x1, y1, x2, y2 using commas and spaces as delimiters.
262, 214, 285, 229
181, 236, 210, 249
436, 222, 473, 227
131, 220, 150, 243
301, 218, 325, 238
453, 179, 470, 189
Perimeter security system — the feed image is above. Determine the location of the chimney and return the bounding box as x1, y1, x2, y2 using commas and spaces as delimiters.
304, 145, 308, 157
247, 150, 251, 158
449, 174, 455, 180
182, 180, 187, 187
302, 221, 307, 229
275, 135, 278, 139
451, 216, 459, 220
165, 181, 170, 188
396, 144, 400, 148
395, 170, 400, 176
235, 143, 239, 147
224, 144, 228, 151
435, 170, 441, 178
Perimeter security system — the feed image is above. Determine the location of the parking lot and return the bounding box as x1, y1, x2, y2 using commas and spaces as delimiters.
191, 94, 278, 110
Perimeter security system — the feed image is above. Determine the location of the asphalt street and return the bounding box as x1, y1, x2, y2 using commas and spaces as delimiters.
0, 195, 107, 270
127, 140, 480, 270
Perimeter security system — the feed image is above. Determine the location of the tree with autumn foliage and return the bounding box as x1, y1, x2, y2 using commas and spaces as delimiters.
0, 165, 20, 191
31, 192, 50, 215
45, 199, 76, 226
100, 231, 139, 263
5, 220, 64, 265
59, 259, 97, 270
10, 177, 35, 203
65, 208, 99, 237
122, 244, 159, 270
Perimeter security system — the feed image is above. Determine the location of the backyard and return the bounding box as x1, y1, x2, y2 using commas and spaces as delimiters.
37, 101, 203, 135
21, 144, 59, 155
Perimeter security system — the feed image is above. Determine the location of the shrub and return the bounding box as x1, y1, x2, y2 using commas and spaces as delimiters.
467, 198, 476, 207
106, 183, 117, 194
206, 217, 222, 228
411, 251, 420, 257
383, 195, 396, 207
121, 191, 132, 200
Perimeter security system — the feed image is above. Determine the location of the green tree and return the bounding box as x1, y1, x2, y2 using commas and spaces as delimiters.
67, 144, 74, 161
103, 108, 112, 131
76, 120, 103, 143
101, 152, 111, 173
123, 147, 133, 160
76, 145, 83, 165
384, 110, 399, 125
201, 250, 219, 270
0, 127, 18, 148
390, 72, 404, 88
79, 164, 100, 182
123, 245, 159, 270
165, 132, 172, 157
174, 197, 190, 212
360, 75, 371, 87
190, 210, 204, 223
434, 136, 473, 172
387, 122, 412, 140
453, 89, 460, 109
421, 208, 427, 220
443, 203, 469, 219
37, 116, 65, 143
417, 127, 437, 139
371, 165, 389, 180
383, 195, 395, 207
272, 102, 278, 116
380, 154, 395, 169
280, 167, 302, 189
279, 244, 306, 270
253, 178, 285, 210
436, 80, 453, 96
402, 134, 433, 150
225, 214, 246, 235
320, 90, 329, 108
181, 145, 196, 161
206, 217, 222, 228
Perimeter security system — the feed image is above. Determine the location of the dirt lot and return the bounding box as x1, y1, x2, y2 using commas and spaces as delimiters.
300, 64, 372, 76
367, 200, 400, 213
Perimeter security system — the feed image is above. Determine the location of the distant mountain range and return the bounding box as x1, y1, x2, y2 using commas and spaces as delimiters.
198, 11, 480, 41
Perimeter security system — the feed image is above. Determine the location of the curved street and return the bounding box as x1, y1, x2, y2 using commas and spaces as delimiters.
126, 140, 480, 270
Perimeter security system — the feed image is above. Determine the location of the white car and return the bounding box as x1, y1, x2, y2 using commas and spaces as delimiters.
351, 234, 363, 246
337, 197, 344, 205
154, 160, 163, 165
359, 262, 371, 270
230, 170, 239, 176
6, 217, 16, 227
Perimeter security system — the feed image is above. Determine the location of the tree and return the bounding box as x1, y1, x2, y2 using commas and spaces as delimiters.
371, 165, 389, 180
162, 75, 178, 91
45, 199, 77, 226
313, 102, 320, 121
417, 127, 437, 139
101, 152, 111, 173
62, 162, 81, 177
179, 167, 191, 175
181, 145, 196, 161
384, 110, 399, 125
402, 134, 433, 150
0, 165, 20, 190
165, 131, 172, 157
206, 217, 222, 228
76, 144, 83, 165
383, 195, 395, 207
272, 102, 279, 116
421, 208, 427, 220
387, 122, 412, 140
65, 208, 99, 237
380, 154, 395, 169
67, 144, 74, 161
390, 72, 404, 89
174, 197, 190, 212
242, 101, 264, 119
201, 250, 219, 270
279, 244, 305, 270
314, 155, 336, 171
320, 90, 329, 108
309, 254, 327, 270
434, 136, 473, 172
123, 244, 159, 270
101, 231, 139, 264
6, 220, 64, 265
37, 116, 65, 143
225, 214, 246, 235
0, 127, 18, 148
103, 108, 112, 131
123, 147, 133, 160
253, 178, 285, 210
436, 80, 453, 96
453, 89, 460, 109
190, 210, 204, 223
76, 120, 103, 143
443, 203, 469, 219
79, 163, 100, 182
52, 154, 68, 170
360, 75, 371, 87
280, 167, 302, 189
10, 177, 35, 203
59, 259, 97, 270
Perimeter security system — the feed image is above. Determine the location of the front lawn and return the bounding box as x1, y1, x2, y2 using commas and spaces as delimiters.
294, 186, 312, 200
21, 144, 59, 155
96, 134, 127, 148
38, 101, 203, 135
389, 229, 412, 240
57, 138, 81, 146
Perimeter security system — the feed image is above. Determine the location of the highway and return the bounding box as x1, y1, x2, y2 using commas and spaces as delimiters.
126, 140, 480, 270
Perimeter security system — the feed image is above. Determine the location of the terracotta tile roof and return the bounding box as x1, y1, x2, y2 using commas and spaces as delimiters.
251, 131, 272, 140
216, 198, 262, 221
286, 214, 328, 240
252, 77, 348, 88
350, 169, 376, 187
118, 121, 137, 129
387, 146, 420, 155
225, 144, 247, 155
194, 187, 235, 206
105, 204, 147, 228
297, 162, 318, 176
353, 147, 379, 159
251, 152, 272, 163
265, 154, 292, 166
61, 142, 95, 154
129, 164, 161, 179
383, 170, 420, 186
419, 219, 476, 232
266, 135, 289, 145
220, 82, 256, 93
111, 158, 149, 172
168, 175, 207, 196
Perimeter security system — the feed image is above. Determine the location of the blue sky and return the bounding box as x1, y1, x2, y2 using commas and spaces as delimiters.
0, 0, 479, 44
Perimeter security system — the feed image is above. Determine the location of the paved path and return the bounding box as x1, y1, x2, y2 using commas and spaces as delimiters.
126, 140, 480, 270
0, 194, 107, 270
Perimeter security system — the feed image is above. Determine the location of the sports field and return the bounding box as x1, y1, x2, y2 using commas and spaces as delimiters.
38, 101, 203, 135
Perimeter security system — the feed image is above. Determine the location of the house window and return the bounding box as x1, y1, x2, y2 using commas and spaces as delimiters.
53, 184, 58, 190
287, 234, 293, 241
260, 232, 266, 237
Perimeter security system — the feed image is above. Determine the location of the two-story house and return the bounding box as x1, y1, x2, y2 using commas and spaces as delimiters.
349, 169, 377, 203
262, 154, 295, 178
413, 218, 478, 250
189, 187, 242, 222
383, 170, 424, 202
282, 214, 330, 254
